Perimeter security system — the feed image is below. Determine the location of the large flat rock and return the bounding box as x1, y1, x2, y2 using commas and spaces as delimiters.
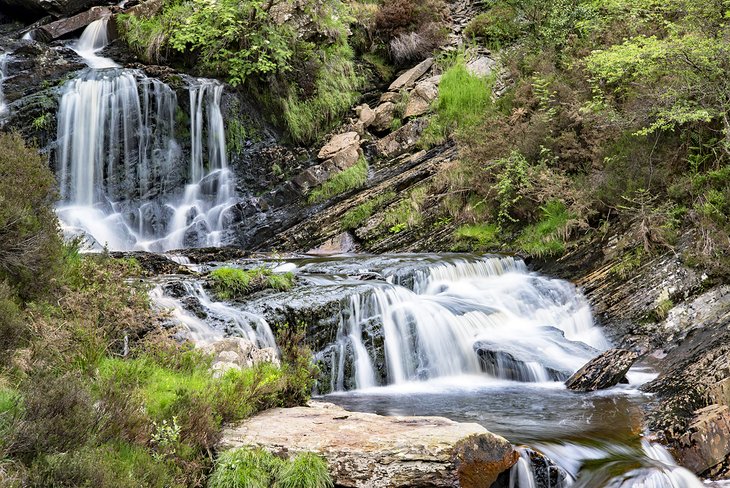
220, 401, 518, 488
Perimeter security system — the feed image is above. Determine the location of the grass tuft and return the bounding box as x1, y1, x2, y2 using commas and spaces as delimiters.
309, 158, 369, 204
209, 267, 296, 300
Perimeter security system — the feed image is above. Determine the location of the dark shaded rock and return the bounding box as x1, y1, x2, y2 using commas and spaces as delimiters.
0, 0, 114, 19
36, 6, 111, 41
491, 448, 570, 488
109, 251, 194, 276
565, 348, 638, 392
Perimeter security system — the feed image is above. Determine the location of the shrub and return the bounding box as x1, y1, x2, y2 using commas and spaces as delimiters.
464, 6, 522, 48
209, 267, 295, 300
308, 158, 369, 204
515, 201, 574, 257
275, 323, 318, 408
208, 448, 283, 488
422, 58, 495, 146
375, 0, 448, 40
276, 452, 333, 488
0, 282, 25, 362
389, 23, 447, 65
0, 132, 63, 300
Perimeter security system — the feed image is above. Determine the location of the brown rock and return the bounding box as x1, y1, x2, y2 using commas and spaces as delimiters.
123, 0, 164, 18
307, 232, 357, 255
371, 102, 396, 132
355, 104, 376, 128
379, 91, 401, 104
389, 57, 434, 91
37, 6, 112, 41
565, 348, 638, 392
219, 401, 518, 488
318, 131, 360, 160
403, 81, 438, 119
376, 119, 427, 159
328, 144, 361, 171
677, 404, 730, 475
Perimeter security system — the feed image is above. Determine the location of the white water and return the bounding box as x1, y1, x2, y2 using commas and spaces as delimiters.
321, 256, 608, 391
56, 22, 239, 251
72, 17, 118, 69
0, 53, 9, 117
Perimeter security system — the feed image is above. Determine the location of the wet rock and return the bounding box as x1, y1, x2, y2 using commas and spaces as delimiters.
220, 401, 518, 488
318, 131, 360, 160
36, 6, 111, 41
676, 404, 730, 476
403, 80, 438, 119
389, 57, 434, 91
376, 119, 427, 158
565, 348, 638, 392
492, 448, 570, 488
371, 101, 396, 132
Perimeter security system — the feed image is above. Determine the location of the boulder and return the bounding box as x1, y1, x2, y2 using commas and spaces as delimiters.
307, 232, 357, 255
466, 56, 496, 78
328, 143, 361, 171
389, 57, 434, 91
202, 337, 280, 377
676, 404, 730, 476
355, 104, 376, 128
219, 401, 519, 488
565, 348, 638, 392
371, 101, 396, 132
376, 119, 427, 159
403, 81, 438, 119
35, 6, 111, 41
318, 131, 360, 160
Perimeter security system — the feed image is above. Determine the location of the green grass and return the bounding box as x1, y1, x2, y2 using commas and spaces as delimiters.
308, 158, 369, 204
209, 267, 296, 300
209, 449, 332, 488
283, 44, 364, 145
341, 191, 396, 230
422, 57, 495, 146
382, 187, 427, 234
515, 201, 573, 257
454, 223, 500, 249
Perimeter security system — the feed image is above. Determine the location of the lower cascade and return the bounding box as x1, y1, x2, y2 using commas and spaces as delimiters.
55, 69, 238, 251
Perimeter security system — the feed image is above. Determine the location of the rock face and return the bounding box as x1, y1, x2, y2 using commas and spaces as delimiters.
36, 6, 111, 41
220, 401, 518, 488
565, 348, 638, 392
676, 404, 730, 476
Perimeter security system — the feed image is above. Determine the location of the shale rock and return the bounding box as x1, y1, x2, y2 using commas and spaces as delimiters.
565, 348, 638, 392
220, 401, 518, 488
676, 404, 730, 476
389, 57, 434, 91
376, 119, 427, 158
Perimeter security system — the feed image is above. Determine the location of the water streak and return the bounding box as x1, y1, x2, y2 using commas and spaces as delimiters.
72, 17, 118, 69
0, 53, 9, 117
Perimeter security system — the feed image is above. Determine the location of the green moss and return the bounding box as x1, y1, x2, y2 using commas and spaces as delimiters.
209, 267, 296, 300
308, 158, 369, 204
341, 191, 396, 230
362, 52, 395, 81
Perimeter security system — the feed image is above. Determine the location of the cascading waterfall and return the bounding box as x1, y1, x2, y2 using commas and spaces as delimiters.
55, 22, 240, 251
72, 17, 117, 69
319, 256, 608, 392
0, 53, 9, 117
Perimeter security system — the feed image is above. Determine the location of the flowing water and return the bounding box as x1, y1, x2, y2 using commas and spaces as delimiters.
0, 52, 9, 117
150, 253, 711, 487
55, 22, 240, 251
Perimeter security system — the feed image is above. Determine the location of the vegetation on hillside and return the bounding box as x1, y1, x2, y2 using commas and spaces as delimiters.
420, 0, 730, 276
0, 133, 319, 486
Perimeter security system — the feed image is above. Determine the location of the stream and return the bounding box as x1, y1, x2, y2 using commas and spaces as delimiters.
9, 18, 720, 488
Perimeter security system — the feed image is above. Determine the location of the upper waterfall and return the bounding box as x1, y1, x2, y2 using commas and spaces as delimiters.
72, 17, 118, 69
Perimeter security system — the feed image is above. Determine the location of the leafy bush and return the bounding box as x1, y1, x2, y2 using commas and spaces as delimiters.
375, 0, 449, 62
0, 132, 63, 300
464, 6, 522, 48
275, 323, 318, 408
0, 282, 25, 363
308, 158, 369, 204
209, 267, 295, 300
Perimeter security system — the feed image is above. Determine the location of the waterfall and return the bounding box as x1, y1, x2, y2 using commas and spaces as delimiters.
319, 256, 608, 392
0, 53, 9, 117
72, 17, 118, 69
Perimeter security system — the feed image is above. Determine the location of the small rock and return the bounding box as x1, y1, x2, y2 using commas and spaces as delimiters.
308, 232, 357, 256
355, 104, 376, 128
318, 132, 360, 160
403, 81, 438, 119
328, 143, 361, 171
389, 57, 434, 91
218, 350, 240, 364
371, 102, 396, 133
565, 348, 638, 392
379, 92, 401, 104
376, 119, 427, 158
211, 361, 240, 378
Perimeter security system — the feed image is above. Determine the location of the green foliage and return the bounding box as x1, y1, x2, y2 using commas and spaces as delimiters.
464, 6, 521, 48
422, 57, 494, 146
454, 224, 500, 250
275, 323, 318, 408
515, 201, 574, 257
652, 298, 674, 321
282, 44, 364, 145
382, 187, 427, 234
0, 132, 63, 300
209, 448, 332, 488
276, 452, 333, 488
611, 248, 644, 279
341, 191, 396, 230
308, 157, 369, 204
31, 114, 51, 131
493, 151, 531, 227
0, 282, 25, 362
209, 267, 295, 300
